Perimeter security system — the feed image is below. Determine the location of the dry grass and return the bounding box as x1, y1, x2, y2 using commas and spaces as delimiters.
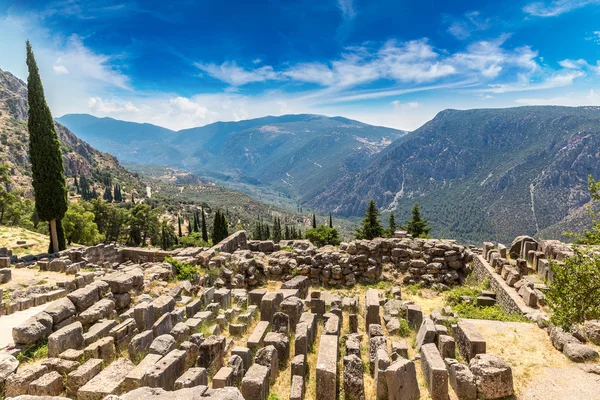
305, 322, 323, 400
0, 225, 49, 256
270, 333, 295, 399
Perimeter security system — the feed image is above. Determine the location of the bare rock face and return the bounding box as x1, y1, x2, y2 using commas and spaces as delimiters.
469, 354, 514, 400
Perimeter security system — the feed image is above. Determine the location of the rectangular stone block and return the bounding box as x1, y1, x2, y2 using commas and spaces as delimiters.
231, 346, 252, 372
260, 292, 283, 322
84, 319, 118, 346
290, 374, 305, 400
438, 334, 456, 359
67, 358, 103, 395
242, 363, 270, 400
299, 312, 317, 346
122, 353, 162, 392
416, 317, 436, 351
316, 334, 338, 400
142, 349, 187, 390
248, 321, 270, 351
78, 358, 134, 400
406, 304, 423, 330
294, 322, 309, 357
174, 367, 208, 389
420, 343, 448, 400
385, 358, 420, 400
212, 367, 233, 388
456, 321, 486, 362
365, 289, 381, 330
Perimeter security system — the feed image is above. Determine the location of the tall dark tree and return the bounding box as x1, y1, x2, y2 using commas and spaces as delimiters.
212, 210, 228, 244
201, 207, 208, 242
193, 210, 200, 233
387, 213, 397, 238
178, 216, 182, 238
187, 218, 193, 235
312, 213, 317, 229
355, 199, 384, 240
26, 41, 68, 253
272, 217, 282, 242
74, 176, 79, 194
402, 202, 431, 238
329, 213, 333, 228
103, 186, 113, 202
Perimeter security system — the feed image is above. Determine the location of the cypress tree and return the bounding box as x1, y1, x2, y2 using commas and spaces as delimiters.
103, 186, 113, 202
178, 216, 182, 237
220, 212, 228, 240
312, 213, 316, 229
355, 199, 384, 240
74, 176, 79, 193
387, 213, 397, 237
329, 213, 333, 228
26, 41, 67, 253
187, 218, 193, 235
402, 203, 431, 238
193, 211, 200, 233
201, 207, 208, 242
272, 217, 282, 242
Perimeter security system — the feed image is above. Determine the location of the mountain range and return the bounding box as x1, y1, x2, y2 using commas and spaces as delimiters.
58, 106, 600, 244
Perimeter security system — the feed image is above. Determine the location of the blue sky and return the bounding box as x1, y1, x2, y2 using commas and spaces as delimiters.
1, 0, 600, 130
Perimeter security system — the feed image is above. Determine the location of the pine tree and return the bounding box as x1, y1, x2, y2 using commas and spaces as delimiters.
355, 199, 384, 240
201, 207, 208, 242
26, 41, 68, 253
387, 213, 397, 238
312, 213, 317, 229
103, 186, 113, 202
402, 203, 431, 238
272, 217, 282, 242
329, 213, 333, 228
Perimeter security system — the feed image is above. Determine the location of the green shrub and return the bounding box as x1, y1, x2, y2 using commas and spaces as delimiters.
165, 256, 198, 281
16, 340, 48, 363
305, 225, 341, 247
395, 318, 411, 337
444, 286, 482, 305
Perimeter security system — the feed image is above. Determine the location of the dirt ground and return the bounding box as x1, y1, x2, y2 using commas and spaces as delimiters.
467, 319, 600, 400
0, 267, 74, 291
0, 226, 49, 256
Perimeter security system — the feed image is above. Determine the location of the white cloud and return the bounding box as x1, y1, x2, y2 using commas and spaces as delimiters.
447, 11, 491, 40
88, 97, 140, 113
391, 101, 419, 111
523, 0, 600, 17
478, 70, 584, 93
337, 0, 356, 20
194, 61, 281, 86
53, 64, 69, 74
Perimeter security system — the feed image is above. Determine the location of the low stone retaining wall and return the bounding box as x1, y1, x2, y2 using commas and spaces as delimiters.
472, 255, 536, 316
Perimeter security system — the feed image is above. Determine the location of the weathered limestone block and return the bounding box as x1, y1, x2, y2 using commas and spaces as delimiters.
228, 354, 244, 386
456, 321, 486, 362
375, 348, 390, 399
67, 358, 103, 396
391, 340, 409, 361
263, 332, 290, 362
249, 289, 267, 306
41, 357, 79, 375
446, 359, 477, 400
291, 354, 306, 378
122, 353, 162, 392
149, 334, 176, 356
299, 313, 317, 346
469, 354, 514, 399
438, 334, 456, 359
280, 296, 304, 331
550, 326, 581, 351
364, 289, 380, 330
128, 330, 154, 360
248, 321, 270, 351
255, 345, 279, 384
415, 317, 436, 351
29, 371, 64, 396
109, 318, 138, 351
179, 340, 199, 370
272, 312, 290, 335
84, 319, 118, 346
213, 367, 234, 388
134, 301, 155, 331
5, 364, 48, 397
310, 298, 326, 316
171, 322, 191, 344
420, 343, 448, 400
174, 367, 208, 389
0, 353, 19, 387
369, 336, 387, 375
142, 349, 187, 390
345, 335, 361, 358
67, 286, 99, 312
152, 295, 176, 321
153, 313, 174, 337
323, 314, 340, 336
48, 321, 83, 357
78, 358, 134, 400
290, 374, 305, 400
12, 312, 53, 345
281, 276, 310, 299
44, 297, 77, 325
406, 304, 423, 330
83, 336, 116, 362
316, 334, 338, 400
385, 358, 420, 400
294, 322, 309, 357
241, 363, 270, 400
260, 292, 283, 322
231, 346, 252, 372
343, 354, 364, 400
78, 299, 115, 325
584, 320, 600, 345
198, 335, 226, 371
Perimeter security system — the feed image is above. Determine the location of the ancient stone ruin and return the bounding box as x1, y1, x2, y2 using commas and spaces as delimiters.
0, 231, 598, 399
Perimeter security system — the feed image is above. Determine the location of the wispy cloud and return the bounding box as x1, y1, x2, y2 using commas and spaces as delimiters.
477, 70, 584, 93
337, 0, 356, 21
88, 97, 139, 113
194, 61, 281, 86
516, 89, 600, 105
447, 11, 491, 40
523, 0, 600, 17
